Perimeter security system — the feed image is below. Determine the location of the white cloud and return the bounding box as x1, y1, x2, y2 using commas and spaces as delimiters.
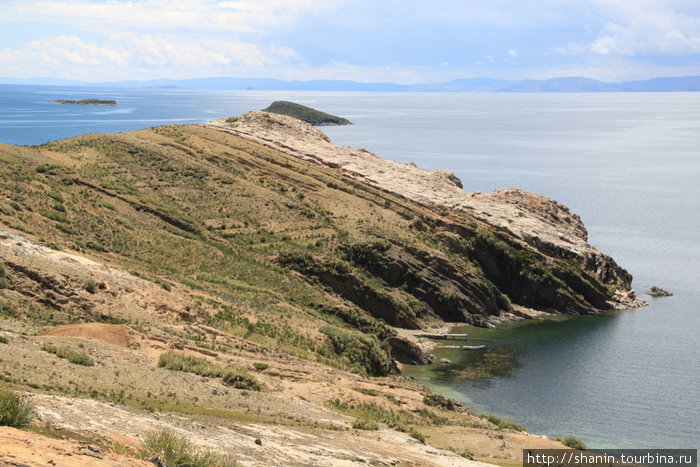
4, 0, 336, 33
580, 0, 700, 56
0, 34, 299, 80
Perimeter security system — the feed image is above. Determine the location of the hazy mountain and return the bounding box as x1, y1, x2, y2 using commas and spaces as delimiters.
3, 75, 700, 92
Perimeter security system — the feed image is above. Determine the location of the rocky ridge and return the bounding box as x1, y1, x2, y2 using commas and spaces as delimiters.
207, 111, 644, 312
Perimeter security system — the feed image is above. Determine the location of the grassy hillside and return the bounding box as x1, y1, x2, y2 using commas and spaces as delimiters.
0, 122, 625, 372
0, 121, 609, 464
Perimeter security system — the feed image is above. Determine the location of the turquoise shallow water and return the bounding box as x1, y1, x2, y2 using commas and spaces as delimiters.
1, 86, 698, 449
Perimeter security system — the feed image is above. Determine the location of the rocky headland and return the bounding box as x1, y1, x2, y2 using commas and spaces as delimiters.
0, 108, 643, 465
207, 111, 645, 318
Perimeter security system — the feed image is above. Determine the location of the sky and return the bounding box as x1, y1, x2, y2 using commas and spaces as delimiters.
1, 0, 700, 83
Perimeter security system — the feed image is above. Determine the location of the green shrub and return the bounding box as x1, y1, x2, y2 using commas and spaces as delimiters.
221, 369, 262, 391
85, 281, 97, 294
0, 336, 7, 344
352, 387, 379, 397
352, 418, 378, 430
140, 429, 237, 467
556, 436, 587, 450
320, 326, 393, 376
481, 413, 525, 432
409, 429, 426, 444
158, 352, 224, 378
343, 241, 391, 271
0, 387, 36, 428
0, 262, 9, 289
41, 344, 95, 366
423, 394, 461, 411
158, 352, 262, 391
252, 363, 268, 371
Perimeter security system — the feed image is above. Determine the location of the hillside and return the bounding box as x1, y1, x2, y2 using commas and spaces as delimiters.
0, 112, 640, 465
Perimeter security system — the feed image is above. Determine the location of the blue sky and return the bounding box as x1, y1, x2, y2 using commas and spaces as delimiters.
1, 0, 700, 83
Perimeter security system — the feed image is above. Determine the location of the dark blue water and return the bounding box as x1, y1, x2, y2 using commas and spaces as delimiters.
1, 85, 698, 449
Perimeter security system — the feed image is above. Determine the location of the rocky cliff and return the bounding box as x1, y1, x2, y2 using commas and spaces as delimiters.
207, 111, 644, 316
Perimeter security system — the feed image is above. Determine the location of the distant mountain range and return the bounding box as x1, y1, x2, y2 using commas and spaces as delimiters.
2, 75, 700, 92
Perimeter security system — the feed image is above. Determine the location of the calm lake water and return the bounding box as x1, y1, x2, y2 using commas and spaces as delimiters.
1, 85, 698, 449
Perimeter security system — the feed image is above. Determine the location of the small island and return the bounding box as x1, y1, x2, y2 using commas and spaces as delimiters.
262, 101, 351, 126
53, 99, 118, 106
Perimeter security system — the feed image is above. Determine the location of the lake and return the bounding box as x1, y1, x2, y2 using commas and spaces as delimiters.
1, 85, 698, 449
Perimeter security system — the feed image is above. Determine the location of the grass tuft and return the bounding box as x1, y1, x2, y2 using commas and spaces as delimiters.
221, 369, 262, 391
352, 418, 378, 430
158, 352, 262, 391
481, 413, 526, 432
556, 435, 587, 450
139, 429, 237, 467
0, 262, 9, 289
41, 344, 95, 366
0, 387, 36, 428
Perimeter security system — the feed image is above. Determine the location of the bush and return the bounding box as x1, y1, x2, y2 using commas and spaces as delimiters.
158, 352, 262, 391
0, 387, 36, 428
481, 414, 525, 432
0, 336, 7, 344
158, 352, 224, 378
556, 436, 587, 450
0, 262, 9, 289
409, 429, 426, 444
252, 363, 268, 371
140, 429, 237, 467
221, 370, 262, 391
320, 326, 393, 376
352, 418, 378, 430
41, 344, 95, 366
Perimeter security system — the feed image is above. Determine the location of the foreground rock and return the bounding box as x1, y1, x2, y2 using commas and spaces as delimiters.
0, 426, 151, 466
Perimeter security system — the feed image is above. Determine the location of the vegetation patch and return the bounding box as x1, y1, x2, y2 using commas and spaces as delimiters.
158, 352, 262, 391
423, 393, 462, 411
0, 262, 9, 289
480, 413, 526, 432
556, 435, 587, 450
352, 418, 379, 430
221, 370, 262, 391
319, 326, 393, 376
139, 429, 237, 467
0, 387, 36, 428
329, 399, 444, 433
41, 344, 95, 366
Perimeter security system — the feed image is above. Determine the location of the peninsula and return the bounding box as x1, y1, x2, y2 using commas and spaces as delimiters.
0, 107, 641, 465
52, 99, 117, 106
